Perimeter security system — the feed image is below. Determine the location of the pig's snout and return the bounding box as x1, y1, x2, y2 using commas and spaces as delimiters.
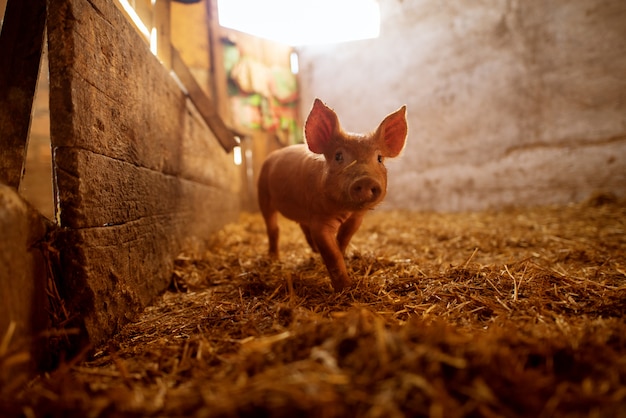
350, 177, 383, 204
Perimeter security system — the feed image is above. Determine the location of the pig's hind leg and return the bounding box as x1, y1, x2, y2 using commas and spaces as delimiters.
258, 193, 280, 259
262, 211, 280, 258
299, 224, 319, 252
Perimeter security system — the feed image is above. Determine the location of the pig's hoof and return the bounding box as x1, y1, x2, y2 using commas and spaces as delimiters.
331, 279, 352, 293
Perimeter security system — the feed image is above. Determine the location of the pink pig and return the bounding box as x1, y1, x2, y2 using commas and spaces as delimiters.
257, 98, 408, 291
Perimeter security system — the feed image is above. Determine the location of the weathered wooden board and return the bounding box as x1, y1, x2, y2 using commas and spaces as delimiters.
47, 0, 239, 345
0, 184, 52, 378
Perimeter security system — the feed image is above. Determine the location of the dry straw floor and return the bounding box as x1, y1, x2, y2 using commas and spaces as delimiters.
3, 195, 626, 417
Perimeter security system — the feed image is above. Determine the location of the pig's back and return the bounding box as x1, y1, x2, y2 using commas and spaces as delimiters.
259, 144, 325, 223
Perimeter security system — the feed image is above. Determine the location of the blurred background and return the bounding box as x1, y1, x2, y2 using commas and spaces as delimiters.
4, 0, 626, 217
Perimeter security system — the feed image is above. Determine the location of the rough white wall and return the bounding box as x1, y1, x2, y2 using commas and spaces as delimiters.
297, 0, 626, 211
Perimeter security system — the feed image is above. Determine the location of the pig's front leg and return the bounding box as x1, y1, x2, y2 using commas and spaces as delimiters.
336, 213, 365, 255
310, 222, 352, 291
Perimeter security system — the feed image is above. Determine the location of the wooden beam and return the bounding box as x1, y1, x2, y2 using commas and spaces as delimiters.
170, 47, 238, 152
0, 0, 47, 189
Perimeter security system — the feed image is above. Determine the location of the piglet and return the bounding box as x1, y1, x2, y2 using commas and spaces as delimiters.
257, 98, 408, 291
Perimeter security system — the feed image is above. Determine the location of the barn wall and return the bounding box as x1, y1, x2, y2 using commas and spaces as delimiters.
46, 0, 240, 346
297, 0, 626, 212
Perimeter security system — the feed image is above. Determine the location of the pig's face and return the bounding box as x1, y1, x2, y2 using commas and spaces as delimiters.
320, 133, 389, 210
305, 99, 407, 211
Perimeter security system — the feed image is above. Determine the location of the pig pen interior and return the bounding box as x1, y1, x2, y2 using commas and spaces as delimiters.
2, 0, 626, 416
3, 197, 626, 417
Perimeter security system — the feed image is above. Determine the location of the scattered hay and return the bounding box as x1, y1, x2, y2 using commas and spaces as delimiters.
2, 198, 626, 417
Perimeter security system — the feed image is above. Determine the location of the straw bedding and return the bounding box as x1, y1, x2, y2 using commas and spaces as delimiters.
2, 195, 625, 417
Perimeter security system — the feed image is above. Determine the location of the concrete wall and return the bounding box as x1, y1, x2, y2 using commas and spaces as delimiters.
297, 0, 626, 211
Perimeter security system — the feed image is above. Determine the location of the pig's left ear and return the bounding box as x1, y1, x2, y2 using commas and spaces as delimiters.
377, 105, 408, 158
305, 98, 339, 154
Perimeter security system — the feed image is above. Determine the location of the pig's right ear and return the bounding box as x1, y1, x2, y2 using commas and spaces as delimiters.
305, 98, 339, 154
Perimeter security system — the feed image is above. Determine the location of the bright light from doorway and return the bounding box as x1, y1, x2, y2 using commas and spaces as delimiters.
217, 0, 380, 46
233, 146, 243, 166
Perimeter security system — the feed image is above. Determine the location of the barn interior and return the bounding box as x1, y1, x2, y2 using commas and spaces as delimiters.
1, 0, 625, 416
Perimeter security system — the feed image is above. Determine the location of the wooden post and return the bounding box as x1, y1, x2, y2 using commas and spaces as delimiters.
205, 0, 232, 127
0, 0, 47, 189
154, 0, 172, 69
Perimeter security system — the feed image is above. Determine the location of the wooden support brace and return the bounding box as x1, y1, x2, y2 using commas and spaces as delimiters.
0, 0, 47, 189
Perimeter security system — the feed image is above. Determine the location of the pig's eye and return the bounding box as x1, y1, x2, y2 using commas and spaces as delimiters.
335, 152, 343, 162
377, 154, 384, 163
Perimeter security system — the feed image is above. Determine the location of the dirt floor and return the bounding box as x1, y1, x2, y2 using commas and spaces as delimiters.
2, 195, 626, 417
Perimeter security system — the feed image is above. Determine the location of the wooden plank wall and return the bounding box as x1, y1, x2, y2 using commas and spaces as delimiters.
47, 0, 240, 346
